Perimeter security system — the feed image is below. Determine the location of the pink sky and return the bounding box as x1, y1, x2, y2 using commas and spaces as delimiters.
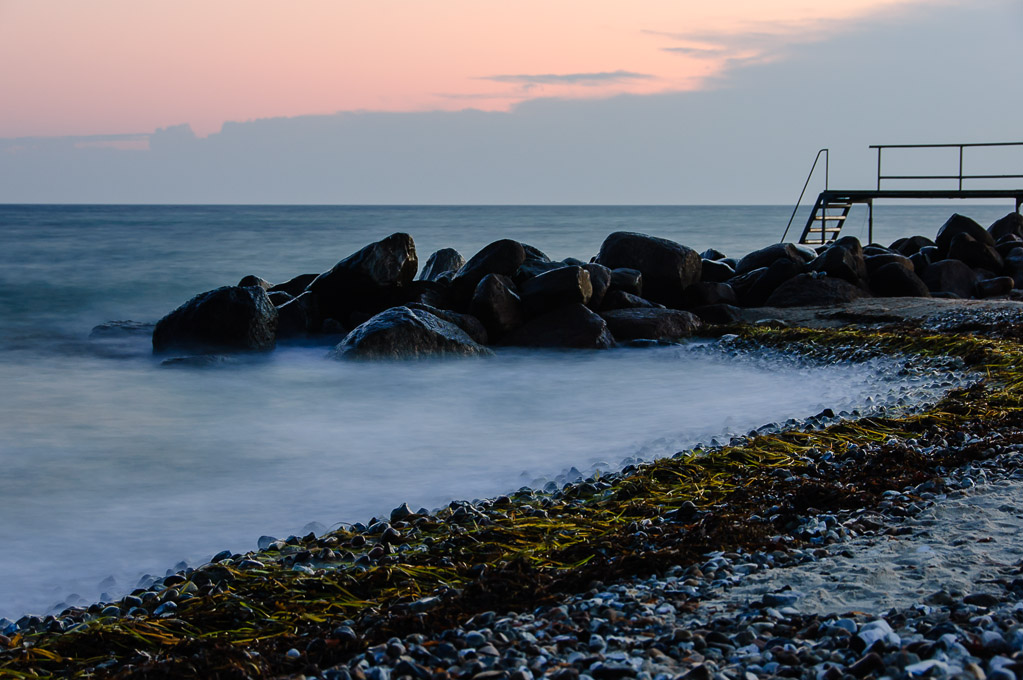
1, 0, 917, 138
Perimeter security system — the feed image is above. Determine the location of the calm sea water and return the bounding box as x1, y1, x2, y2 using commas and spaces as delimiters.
0, 204, 1006, 619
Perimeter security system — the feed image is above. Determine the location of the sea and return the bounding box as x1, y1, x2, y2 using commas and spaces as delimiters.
0, 203, 1011, 620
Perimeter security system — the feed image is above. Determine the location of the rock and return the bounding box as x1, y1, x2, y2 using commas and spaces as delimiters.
609, 268, 643, 296
809, 237, 868, 287
948, 232, 1005, 272
269, 273, 318, 298
763, 274, 867, 307
332, 306, 492, 360
920, 259, 977, 298
700, 248, 728, 260
700, 258, 735, 283
520, 266, 592, 317
307, 233, 418, 326
892, 235, 937, 257
276, 291, 322, 339
406, 303, 488, 345
399, 280, 451, 309
692, 303, 742, 324
865, 253, 915, 273
419, 248, 465, 282
513, 259, 565, 286
989, 212, 1023, 241
682, 282, 737, 308
936, 213, 994, 254
470, 274, 524, 339
600, 308, 702, 341
995, 234, 1023, 257
600, 290, 664, 310
1005, 248, 1023, 288
582, 264, 611, 310
870, 262, 930, 298
521, 243, 551, 262
451, 240, 527, 307
594, 232, 701, 307
238, 275, 273, 290
737, 258, 803, 307
734, 243, 811, 276
267, 291, 293, 306
502, 303, 614, 349
977, 276, 1014, 298
153, 286, 278, 354
909, 251, 931, 276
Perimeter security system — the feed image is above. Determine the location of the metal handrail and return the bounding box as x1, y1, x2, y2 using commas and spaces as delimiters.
871, 142, 1023, 191
781, 148, 828, 243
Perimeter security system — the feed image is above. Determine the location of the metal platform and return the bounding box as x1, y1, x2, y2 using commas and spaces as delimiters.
783, 143, 1023, 246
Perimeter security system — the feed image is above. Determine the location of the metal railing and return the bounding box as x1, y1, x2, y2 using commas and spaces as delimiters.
780, 148, 828, 243
871, 141, 1023, 191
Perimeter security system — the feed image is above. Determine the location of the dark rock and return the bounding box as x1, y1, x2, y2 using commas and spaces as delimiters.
267, 291, 293, 307
869, 263, 930, 298
1004, 247, 1023, 288
734, 243, 811, 276
989, 212, 1023, 241
399, 280, 451, 309
276, 291, 322, 339
333, 306, 491, 360
701, 258, 735, 283
419, 248, 465, 282
153, 286, 278, 354
977, 276, 1014, 298
737, 258, 803, 307
451, 240, 527, 307
848, 652, 885, 678
909, 251, 931, 276
862, 244, 892, 257
502, 303, 614, 349
513, 259, 564, 286
682, 282, 737, 308
963, 592, 1000, 608
609, 268, 643, 296
809, 237, 868, 287
865, 253, 914, 273
764, 274, 867, 307
521, 266, 592, 317
406, 303, 488, 345
700, 248, 727, 261
948, 232, 1004, 272
892, 235, 937, 257
920, 259, 977, 298
269, 273, 318, 298
521, 243, 550, 262
307, 233, 418, 326
692, 304, 742, 325
562, 257, 586, 266
600, 308, 702, 341
600, 290, 664, 310
470, 274, 524, 339
238, 275, 273, 290
936, 213, 994, 254
995, 234, 1023, 258
594, 232, 701, 307
582, 264, 611, 310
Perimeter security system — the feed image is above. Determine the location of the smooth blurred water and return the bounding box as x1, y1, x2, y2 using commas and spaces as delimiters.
0, 204, 1006, 619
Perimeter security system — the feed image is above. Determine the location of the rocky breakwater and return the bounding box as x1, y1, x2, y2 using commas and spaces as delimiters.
150, 211, 1023, 361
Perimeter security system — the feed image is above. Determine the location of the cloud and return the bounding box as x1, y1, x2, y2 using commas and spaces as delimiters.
660, 46, 727, 59
480, 70, 653, 87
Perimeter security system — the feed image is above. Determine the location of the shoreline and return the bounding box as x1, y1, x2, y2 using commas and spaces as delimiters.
4, 300, 1023, 678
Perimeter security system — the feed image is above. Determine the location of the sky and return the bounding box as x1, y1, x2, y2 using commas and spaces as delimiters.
1, 0, 1021, 203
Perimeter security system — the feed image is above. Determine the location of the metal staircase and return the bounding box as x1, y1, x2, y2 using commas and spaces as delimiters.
801, 194, 853, 245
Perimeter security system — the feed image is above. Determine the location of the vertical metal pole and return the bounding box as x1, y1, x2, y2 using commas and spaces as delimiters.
876, 147, 882, 190
825, 149, 829, 191
868, 199, 874, 244
958, 145, 964, 190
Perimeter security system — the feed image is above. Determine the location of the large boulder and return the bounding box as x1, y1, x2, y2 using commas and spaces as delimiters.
502, 303, 614, 349
809, 237, 868, 287
988, 212, 1023, 242
276, 291, 321, 339
582, 264, 611, 310
307, 233, 418, 326
419, 248, 465, 282
238, 275, 272, 290
947, 232, 1004, 272
763, 274, 867, 308
977, 277, 1014, 299
332, 306, 492, 360
1004, 247, 1023, 288
865, 253, 915, 274
936, 214, 994, 254
609, 268, 643, 296
469, 274, 524, 339
734, 243, 811, 276
513, 259, 564, 286
700, 258, 735, 283
406, 303, 488, 345
520, 266, 592, 317
450, 240, 527, 307
869, 262, 930, 298
891, 235, 937, 257
734, 258, 803, 307
920, 259, 977, 298
600, 308, 702, 342
594, 232, 701, 308
153, 286, 278, 354
682, 282, 737, 308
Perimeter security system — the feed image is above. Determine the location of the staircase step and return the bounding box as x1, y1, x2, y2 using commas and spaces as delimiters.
813, 215, 847, 221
